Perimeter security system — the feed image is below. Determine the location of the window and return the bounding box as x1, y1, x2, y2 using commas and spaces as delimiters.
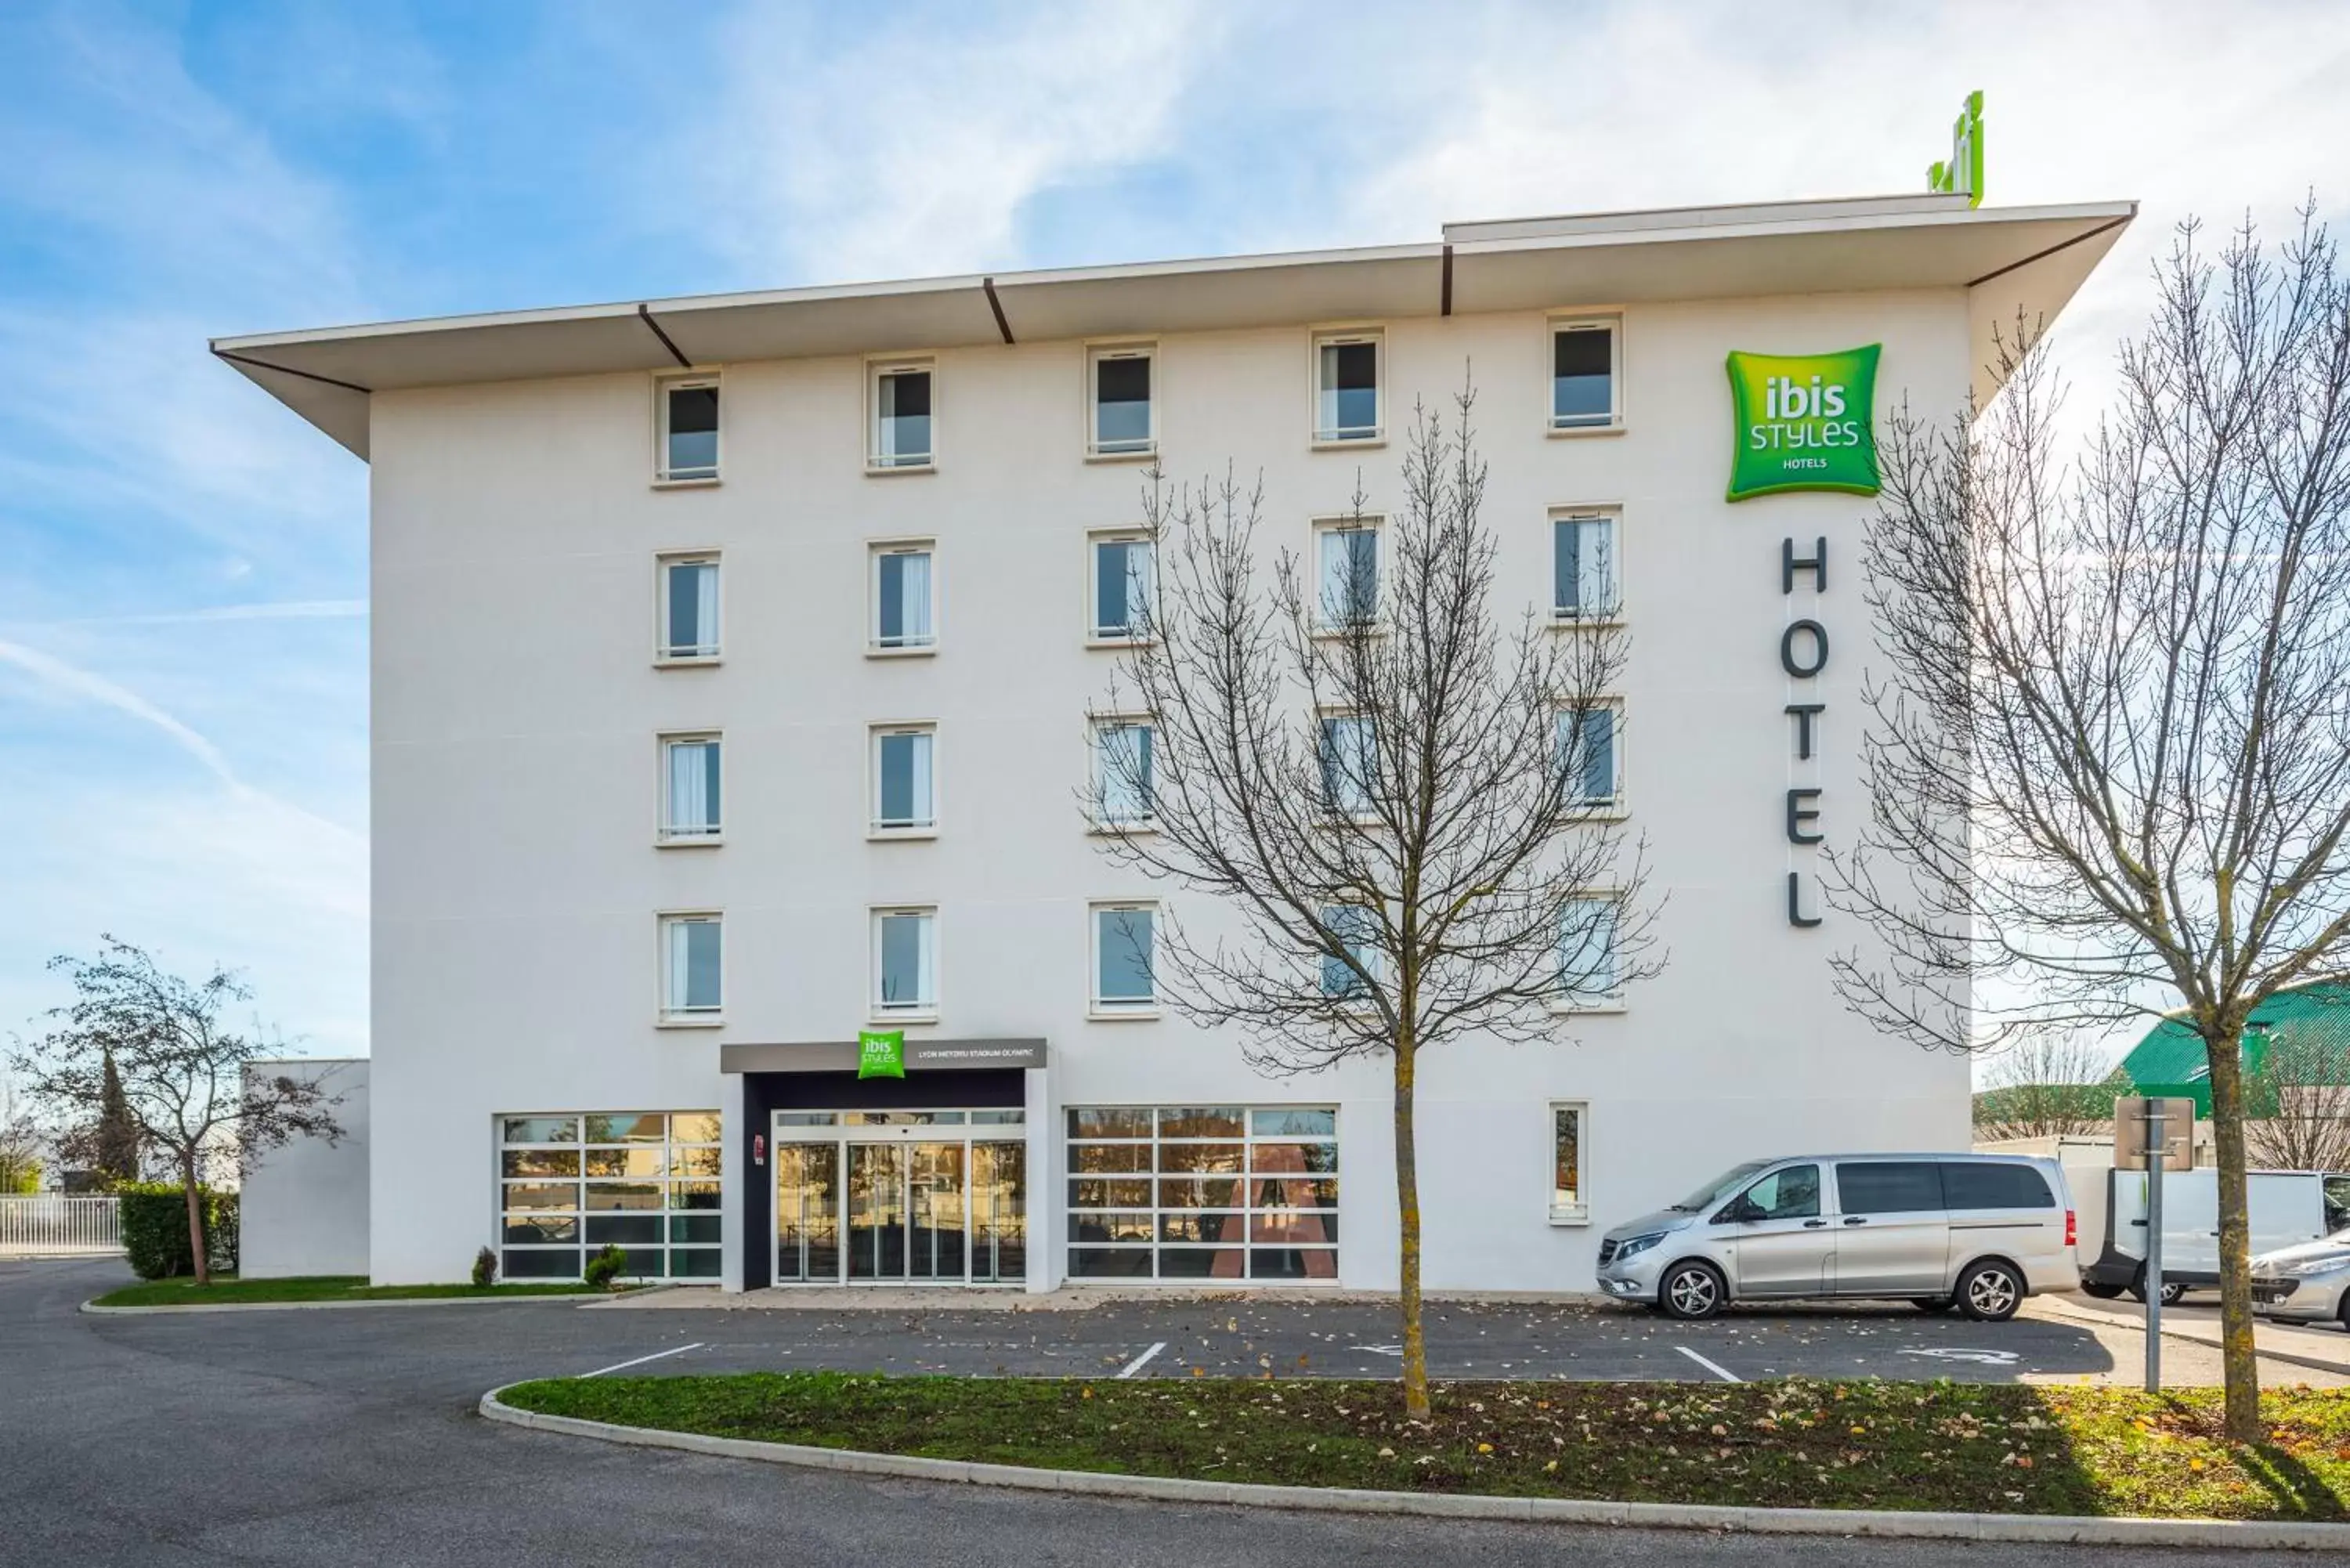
660, 734, 722, 842
1091, 903, 1157, 1014
656, 376, 721, 482
657, 555, 721, 662
1320, 905, 1381, 1000
1557, 703, 1622, 808
870, 543, 936, 652
1729, 1163, 1820, 1222
1090, 533, 1156, 642
660, 914, 722, 1022
1320, 714, 1376, 818
871, 725, 936, 833
1550, 1103, 1588, 1223
1557, 895, 1622, 1006
1314, 519, 1381, 628
1066, 1105, 1338, 1281
1551, 318, 1620, 431
1553, 510, 1620, 620
873, 908, 938, 1017
1940, 1162, 2056, 1210
1091, 718, 1155, 828
498, 1111, 722, 1281
870, 361, 934, 469
1313, 331, 1381, 443
1836, 1162, 1946, 1216
1090, 345, 1155, 457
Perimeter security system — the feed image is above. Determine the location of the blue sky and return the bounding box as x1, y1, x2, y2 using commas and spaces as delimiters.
1, 0, 2345, 1061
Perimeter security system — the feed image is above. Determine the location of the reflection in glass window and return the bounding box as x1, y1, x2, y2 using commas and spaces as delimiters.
1066, 1104, 1339, 1282
873, 365, 933, 467
874, 909, 938, 1015
1552, 321, 1617, 430
1320, 714, 1376, 817
1551, 1104, 1586, 1221
663, 915, 721, 1018
1557, 706, 1619, 807
1558, 897, 1621, 1004
660, 556, 720, 660
1320, 905, 1379, 1000
1092, 348, 1154, 455
1093, 905, 1156, 1010
660, 378, 719, 480
873, 728, 936, 831
1316, 524, 1379, 627
1092, 720, 1155, 827
497, 1111, 722, 1281
1553, 512, 1618, 620
1091, 537, 1156, 640
1314, 335, 1379, 441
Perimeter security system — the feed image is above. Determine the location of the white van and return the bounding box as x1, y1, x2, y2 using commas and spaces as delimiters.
2080, 1169, 2345, 1303
1594, 1153, 2078, 1321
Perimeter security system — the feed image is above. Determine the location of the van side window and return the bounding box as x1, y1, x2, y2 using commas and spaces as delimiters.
1941, 1162, 2053, 1209
1729, 1164, 1819, 1221
1836, 1162, 1945, 1214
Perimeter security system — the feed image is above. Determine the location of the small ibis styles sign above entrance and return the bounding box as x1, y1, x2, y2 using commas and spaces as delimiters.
1724, 346, 1882, 502
857, 1030, 906, 1080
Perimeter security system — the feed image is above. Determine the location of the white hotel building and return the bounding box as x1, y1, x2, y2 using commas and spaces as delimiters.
219, 191, 2131, 1292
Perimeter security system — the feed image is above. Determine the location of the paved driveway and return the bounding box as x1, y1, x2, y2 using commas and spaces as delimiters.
0, 1255, 2334, 1567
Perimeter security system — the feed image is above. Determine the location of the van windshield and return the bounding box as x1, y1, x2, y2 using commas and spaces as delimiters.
1672, 1161, 1771, 1212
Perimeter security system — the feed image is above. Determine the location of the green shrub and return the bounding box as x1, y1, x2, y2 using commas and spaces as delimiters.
582, 1244, 628, 1291
118, 1183, 240, 1281
471, 1246, 498, 1288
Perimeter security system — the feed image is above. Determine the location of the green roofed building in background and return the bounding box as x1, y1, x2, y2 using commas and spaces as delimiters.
2120, 981, 2350, 1118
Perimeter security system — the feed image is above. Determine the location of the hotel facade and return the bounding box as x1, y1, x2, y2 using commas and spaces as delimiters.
219, 190, 2131, 1292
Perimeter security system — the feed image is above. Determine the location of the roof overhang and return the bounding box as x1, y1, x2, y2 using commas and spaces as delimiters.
214, 194, 2135, 460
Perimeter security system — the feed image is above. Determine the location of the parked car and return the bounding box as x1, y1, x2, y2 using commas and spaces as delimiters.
2251, 1230, 2350, 1330
2078, 1169, 2348, 1304
1595, 1153, 2077, 1321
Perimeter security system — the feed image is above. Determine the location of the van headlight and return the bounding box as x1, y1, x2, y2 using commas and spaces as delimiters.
1614, 1231, 1668, 1262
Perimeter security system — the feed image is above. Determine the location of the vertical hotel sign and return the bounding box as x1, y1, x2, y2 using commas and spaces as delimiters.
1726, 348, 1882, 928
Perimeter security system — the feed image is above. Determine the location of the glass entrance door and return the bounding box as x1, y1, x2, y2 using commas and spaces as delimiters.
908, 1143, 966, 1281
774, 1109, 1025, 1286
846, 1143, 906, 1281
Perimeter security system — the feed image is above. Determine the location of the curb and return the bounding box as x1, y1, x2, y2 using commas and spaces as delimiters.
83, 1292, 628, 1317
475, 1385, 2350, 1550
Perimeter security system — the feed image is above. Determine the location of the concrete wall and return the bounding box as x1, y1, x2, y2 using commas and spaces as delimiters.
367, 290, 1972, 1287
241, 1059, 371, 1278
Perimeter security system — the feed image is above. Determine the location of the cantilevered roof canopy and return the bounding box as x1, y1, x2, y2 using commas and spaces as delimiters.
213, 192, 2135, 460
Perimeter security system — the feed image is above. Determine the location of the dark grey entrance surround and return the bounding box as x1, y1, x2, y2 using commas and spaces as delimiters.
720, 1039, 1047, 1074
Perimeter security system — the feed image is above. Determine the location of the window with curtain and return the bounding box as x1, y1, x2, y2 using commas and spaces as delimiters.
660, 557, 720, 659
1557, 706, 1619, 807
1319, 905, 1380, 999
873, 728, 936, 831
873, 365, 933, 467
661, 736, 722, 840
873, 546, 935, 649
1319, 714, 1376, 818
1092, 720, 1155, 826
663, 916, 722, 1018
1558, 897, 1621, 1004
874, 909, 938, 1014
1314, 334, 1379, 440
1551, 321, 1618, 430
1553, 512, 1619, 620
1092, 905, 1156, 1010
1316, 524, 1380, 627
1091, 348, 1155, 455
1091, 536, 1155, 640
660, 378, 719, 480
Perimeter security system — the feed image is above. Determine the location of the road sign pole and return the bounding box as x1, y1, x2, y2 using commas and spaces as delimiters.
2144, 1100, 2164, 1393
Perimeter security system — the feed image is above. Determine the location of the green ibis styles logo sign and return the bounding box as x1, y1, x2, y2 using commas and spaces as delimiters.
1724, 346, 1882, 502
857, 1029, 906, 1080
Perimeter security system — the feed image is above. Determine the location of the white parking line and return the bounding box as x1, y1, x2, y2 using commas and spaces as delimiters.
580, 1342, 704, 1378
1676, 1345, 1742, 1383
1116, 1341, 1166, 1379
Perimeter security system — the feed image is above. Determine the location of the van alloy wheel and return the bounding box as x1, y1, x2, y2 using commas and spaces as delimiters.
1659, 1261, 1725, 1321
1958, 1260, 2023, 1322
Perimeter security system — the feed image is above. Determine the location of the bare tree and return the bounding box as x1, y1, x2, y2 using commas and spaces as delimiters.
1973, 1036, 2120, 1142
12, 938, 342, 1284
0, 1077, 45, 1194
2244, 1017, 2350, 1173
1824, 211, 2350, 1440
1087, 386, 1661, 1418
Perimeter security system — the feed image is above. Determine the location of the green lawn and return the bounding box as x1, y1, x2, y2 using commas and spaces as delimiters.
500, 1372, 2350, 1522
92, 1274, 627, 1307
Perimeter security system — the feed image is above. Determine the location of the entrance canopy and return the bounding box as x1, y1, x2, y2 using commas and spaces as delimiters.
721, 1039, 1046, 1074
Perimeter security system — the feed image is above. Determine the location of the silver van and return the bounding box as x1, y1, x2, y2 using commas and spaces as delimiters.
1594, 1153, 2077, 1321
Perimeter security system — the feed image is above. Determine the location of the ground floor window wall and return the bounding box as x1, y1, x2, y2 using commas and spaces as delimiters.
497, 1111, 722, 1280
1067, 1105, 1338, 1281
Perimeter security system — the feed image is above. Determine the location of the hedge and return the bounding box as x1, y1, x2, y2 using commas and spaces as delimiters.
118, 1183, 240, 1281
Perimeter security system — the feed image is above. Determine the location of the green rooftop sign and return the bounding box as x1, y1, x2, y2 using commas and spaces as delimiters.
1724, 345, 1882, 501
856, 1029, 906, 1080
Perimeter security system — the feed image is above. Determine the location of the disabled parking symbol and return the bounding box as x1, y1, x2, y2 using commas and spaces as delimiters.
1896, 1347, 2019, 1365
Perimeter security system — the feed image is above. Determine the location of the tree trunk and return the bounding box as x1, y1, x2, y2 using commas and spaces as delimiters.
181, 1156, 210, 1288
1393, 1039, 1429, 1421
2204, 1028, 2261, 1443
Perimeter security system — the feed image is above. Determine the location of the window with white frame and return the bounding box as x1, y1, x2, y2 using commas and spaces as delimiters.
1319, 904, 1381, 1000
873, 907, 938, 1017
871, 724, 937, 833
1091, 903, 1157, 1013
1319, 713, 1376, 818
1066, 1105, 1338, 1281
1091, 717, 1155, 828
1557, 895, 1622, 1006
1550, 318, 1620, 431
870, 542, 936, 651
1314, 518, 1381, 628
1549, 1102, 1589, 1223
661, 913, 723, 1021
1090, 345, 1155, 456
660, 734, 722, 841
870, 361, 934, 468
1556, 703, 1622, 809
656, 375, 721, 481
657, 554, 721, 661
1090, 533, 1156, 641
1553, 509, 1620, 620
1313, 331, 1381, 443
498, 1111, 722, 1281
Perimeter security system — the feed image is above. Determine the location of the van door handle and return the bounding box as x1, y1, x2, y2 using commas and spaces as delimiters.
1842, 1216, 1868, 1226
1802, 1219, 1828, 1229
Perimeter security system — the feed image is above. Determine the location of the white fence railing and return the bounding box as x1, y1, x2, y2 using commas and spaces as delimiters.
0, 1195, 124, 1255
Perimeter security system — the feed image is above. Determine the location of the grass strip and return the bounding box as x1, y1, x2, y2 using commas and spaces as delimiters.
500, 1371, 2350, 1522
92, 1274, 627, 1306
